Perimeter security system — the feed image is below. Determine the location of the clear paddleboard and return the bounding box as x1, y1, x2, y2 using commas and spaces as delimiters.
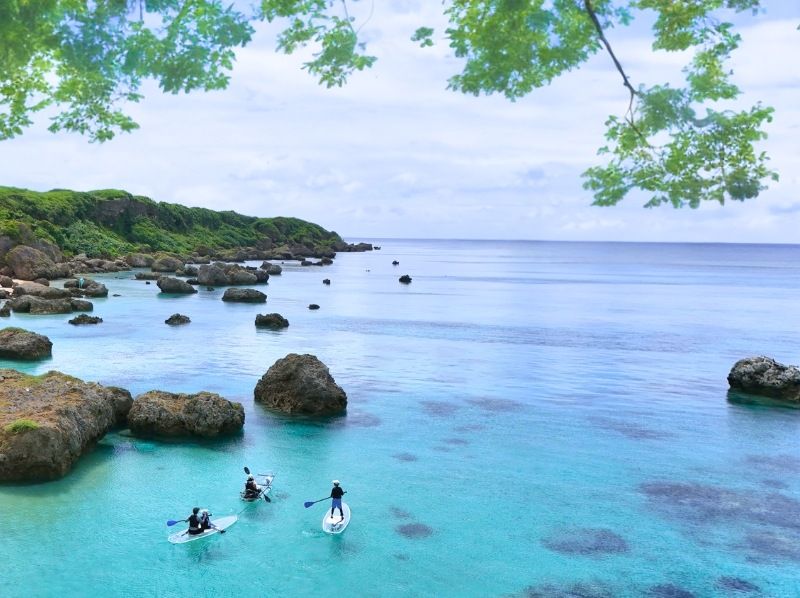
168, 515, 238, 544
322, 502, 351, 534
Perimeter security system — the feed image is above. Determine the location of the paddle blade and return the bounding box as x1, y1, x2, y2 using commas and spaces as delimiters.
166, 519, 181, 527
243, 466, 251, 475
304, 501, 315, 508
264, 495, 272, 502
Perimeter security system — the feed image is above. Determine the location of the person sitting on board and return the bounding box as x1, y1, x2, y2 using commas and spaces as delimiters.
186, 507, 204, 535
329, 480, 346, 522
244, 475, 260, 498
199, 509, 216, 531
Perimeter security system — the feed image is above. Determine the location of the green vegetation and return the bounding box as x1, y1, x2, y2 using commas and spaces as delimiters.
3, 419, 40, 434
0, 186, 342, 258
0, 1, 784, 208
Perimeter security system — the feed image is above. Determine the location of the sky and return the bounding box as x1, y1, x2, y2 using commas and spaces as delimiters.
0, 1, 798, 243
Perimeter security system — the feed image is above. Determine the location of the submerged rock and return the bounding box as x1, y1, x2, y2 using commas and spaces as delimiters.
127, 391, 244, 438
165, 313, 191, 325
0, 327, 53, 360
254, 353, 347, 415
222, 288, 266, 303
728, 356, 800, 403
0, 369, 132, 481
255, 313, 289, 329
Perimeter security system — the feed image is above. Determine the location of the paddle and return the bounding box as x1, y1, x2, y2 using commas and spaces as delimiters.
166, 519, 184, 527
304, 497, 331, 508
244, 466, 272, 502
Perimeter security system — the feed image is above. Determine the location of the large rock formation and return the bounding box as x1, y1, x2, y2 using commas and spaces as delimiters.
151, 255, 184, 273
222, 288, 266, 303
197, 262, 268, 286
728, 356, 800, 403
255, 313, 289, 329
13, 281, 70, 299
5, 245, 68, 280
254, 353, 347, 415
260, 262, 282, 275
165, 313, 191, 325
0, 327, 53, 360
0, 369, 132, 481
64, 277, 108, 297
125, 253, 155, 268
7, 296, 74, 315
127, 391, 244, 437
157, 276, 197, 294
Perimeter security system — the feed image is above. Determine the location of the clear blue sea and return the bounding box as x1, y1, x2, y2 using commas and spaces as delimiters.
2, 239, 800, 597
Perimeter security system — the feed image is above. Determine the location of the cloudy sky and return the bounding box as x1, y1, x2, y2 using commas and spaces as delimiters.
0, 1, 797, 243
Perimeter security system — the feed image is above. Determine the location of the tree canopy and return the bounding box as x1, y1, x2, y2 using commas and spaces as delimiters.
0, 0, 784, 208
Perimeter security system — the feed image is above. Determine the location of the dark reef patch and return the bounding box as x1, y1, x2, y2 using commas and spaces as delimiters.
466, 397, 523, 412
393, 553, 410, 561
590, 416, 673, 440
274, 491, 290, 500
761, 478, 789, 490
389, 507, 412, 519
716, 577, 760, 593
420, 401, 460, 417
443, 437, 469, 446
541, 527, 628, 556
744, 530, 800, 562
646, 584, 695, 598
393, 452, 418, 462
745, 454, 800, 474
453, 423, 486, 433
395, 523, 433, 539
519, 581, 614, 598
342, 412, 382, 428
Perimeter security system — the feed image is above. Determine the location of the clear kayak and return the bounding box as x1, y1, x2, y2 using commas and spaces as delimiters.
240, 473, 275, 502
322, 502, 351, 534
168, 515, 238, 544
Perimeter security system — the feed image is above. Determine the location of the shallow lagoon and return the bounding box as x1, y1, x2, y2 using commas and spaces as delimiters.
2, 240, 800, 597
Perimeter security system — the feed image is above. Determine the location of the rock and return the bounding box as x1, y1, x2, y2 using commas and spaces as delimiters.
33, 278, 49, 286
69, 299, 94, 312
8, 296, 73, 315
728, 356, 800, 403
308, 303, 320, 310
321, 257, 334, 265
182, 265, 198, 277
6, 245, 60, 280
0, 275, 12, 288
165, 313, 191, 325
260, 262, 282, 275
229, 269, 258, 285
0, 369, 132, 481
157, 277, 197, 294
0, 304, 9, 317
125, 253, 155, 268
0, 290, 8, 300
127, 391, 244, 438
392, 260, 400, 266
323, 279, 331, 285
0, 327, 53, 360
68, 314, 103, 325
221, 288, 266, 303
399, 274, 412, 284
255, 313, 289, 329
13, 281, 70, 299
254, 353, 347, 415
134, 272, 161, 280
196, 264, 229, 286
300, 259, 312, 266
151, 256, 184, 273
82, 282, 108, 298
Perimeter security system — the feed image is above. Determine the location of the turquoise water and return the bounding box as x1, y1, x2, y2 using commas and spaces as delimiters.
2, 240, 800, 597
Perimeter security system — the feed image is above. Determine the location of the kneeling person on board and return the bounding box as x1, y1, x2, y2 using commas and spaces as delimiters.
199, 509, 217, 531
330, 480, 346, 521
186, 507, 204, 535
244, 475, 260, 498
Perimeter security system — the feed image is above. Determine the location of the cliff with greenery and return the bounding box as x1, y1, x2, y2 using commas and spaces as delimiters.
0, 186, 343, 258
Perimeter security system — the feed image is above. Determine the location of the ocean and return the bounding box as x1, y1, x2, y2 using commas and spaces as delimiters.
2, 239, 800, 597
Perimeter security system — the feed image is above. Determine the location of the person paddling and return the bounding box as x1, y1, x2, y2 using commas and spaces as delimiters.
185, 507, 204, 535
198, 509, 224, 533
244, 474, 260, 499
329, 480, 346, 522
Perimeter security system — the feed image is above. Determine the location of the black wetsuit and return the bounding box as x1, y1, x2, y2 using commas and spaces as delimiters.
245, 480, 259, 498
187, 514, 203, 535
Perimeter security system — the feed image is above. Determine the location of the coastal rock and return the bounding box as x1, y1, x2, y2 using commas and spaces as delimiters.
157, 276, 197, 294
728, 356, 800, 403
82, 282, 108, 298
151, 256, 184, 273
255, 313, 289, 329
222, 288, 266, 303
8, 296, 73, 315
392, 260, 399, 266
0, 369, 132, 482
0, 290, 8, 300
33, 278, 49, 286
181, 265, 198, 277
196, 264, 229, 286
0, 303, 9, 317
229, 269, 258, 285
6, 245, 60, 280
321, 257, 334, 265
0, 275, 12, 288
69, 299, 94, 312
260, 262, 282, 275
125, 253, 155, 268
308, 303, 320, 310
399, 274, 412, 284
254, 353, 347, 415
165, 313, 191, 325
127, 391, 244, 438
0, 327, 53, 360
134, 272, 161, 280
323, 279, 331, 285
13, 281, 71, 300
68, 314, 103, 325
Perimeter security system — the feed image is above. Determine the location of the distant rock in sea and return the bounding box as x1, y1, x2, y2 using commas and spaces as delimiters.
399, 274, 412, 284
255, 313, 289, 329
728, 356, 800, 403
222, 288, 267, 303
254, 353, 347, 415
68, 314, 103, 325
0, 327, 53, 360
165, 313, 191, 325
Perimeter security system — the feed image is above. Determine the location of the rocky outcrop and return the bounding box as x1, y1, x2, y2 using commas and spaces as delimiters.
7, 296, 73, 315
0, 303, 9, 317
323, 279, 331, 285
260, 262, 282, 275
125, 253, 155, 268
254, 353, 347, 415
165, 313, 190, 325
68, 314, 103, 325
222, 288, 266, 303
0, 327, 53, 360
0, 276, 13, 288
157, 277, 197, 294
399, 274, 412, 284
151, 255, 184, 273
12, 281, 70, 299
255, 313, 289, 329
5, 245, 67, 280
64, 277, 109, 298
69, 299, 94, 312
67, 255, 129, 275
134, 272, 161, 280
197, 262, 268, 286
308, 304, 320, 310
127, 391, 244, 438
728, 356, 800, 403
0, 369, 132, 481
